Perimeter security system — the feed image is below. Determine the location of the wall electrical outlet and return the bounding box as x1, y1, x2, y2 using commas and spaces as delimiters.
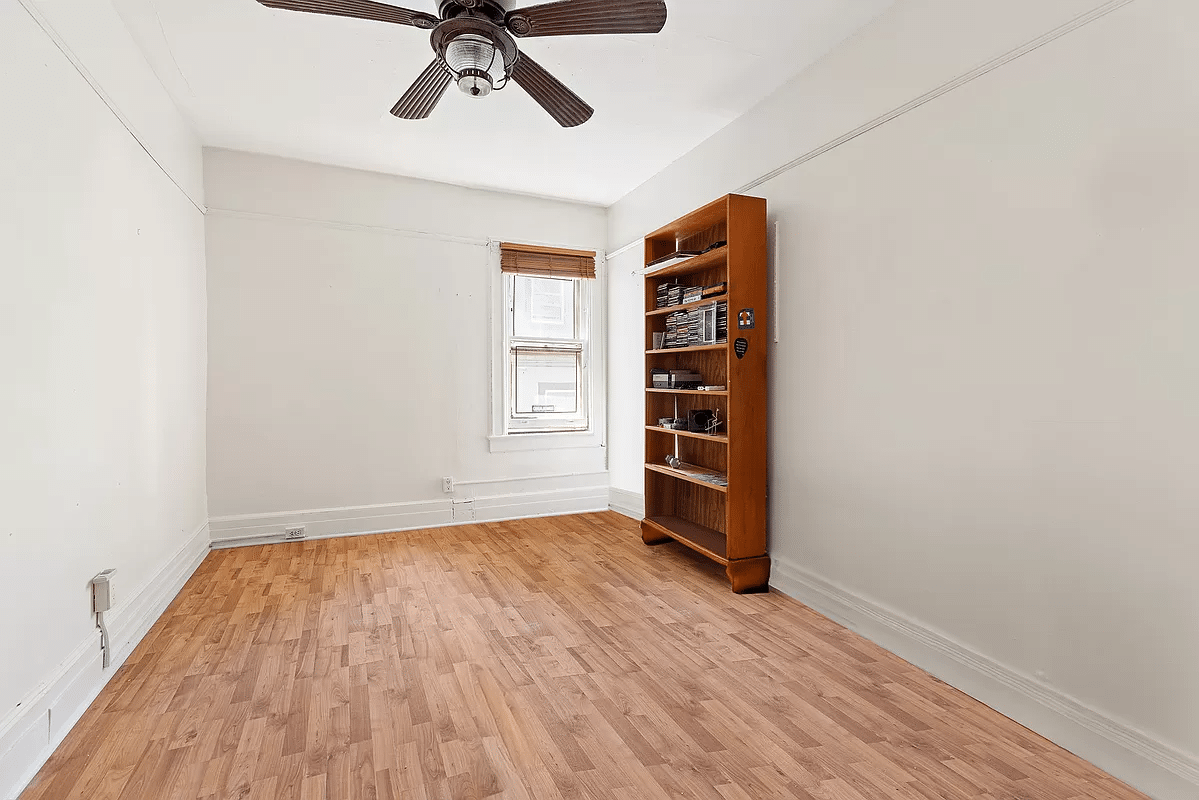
91, 570, 116, 613
284, 526, 306, 540
442, 476, 454, 493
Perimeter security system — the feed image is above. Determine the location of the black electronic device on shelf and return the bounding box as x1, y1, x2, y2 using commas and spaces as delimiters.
668, 370, 703, 389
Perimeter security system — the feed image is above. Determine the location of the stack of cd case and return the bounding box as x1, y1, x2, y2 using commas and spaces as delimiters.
662, 301, 728, 348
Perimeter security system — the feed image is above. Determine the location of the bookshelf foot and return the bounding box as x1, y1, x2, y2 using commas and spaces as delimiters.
641, 522, 673, 546
727, 557, 770, 594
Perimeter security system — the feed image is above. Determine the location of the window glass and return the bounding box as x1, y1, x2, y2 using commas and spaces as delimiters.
513, 349, 579, 414
513, 276, 575, 340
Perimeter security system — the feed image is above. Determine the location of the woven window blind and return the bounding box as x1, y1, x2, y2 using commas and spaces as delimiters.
500, 242, 596, 279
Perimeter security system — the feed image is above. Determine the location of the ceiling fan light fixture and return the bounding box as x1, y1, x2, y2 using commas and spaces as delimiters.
457, 71, 492, 97
445, 34, 506, 97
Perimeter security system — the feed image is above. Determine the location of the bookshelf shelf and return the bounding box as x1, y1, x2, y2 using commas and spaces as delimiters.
645, 463, 728, 493
645, 343, 727, 355
646, 388, 729, 397
644, 246, 726, 279
645, 425, 729, 444
642, 516, 727, 564
641, 194, 769, 594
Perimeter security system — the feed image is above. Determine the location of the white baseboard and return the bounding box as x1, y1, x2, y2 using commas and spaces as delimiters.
209, 499, 453, 548
770, 555, 1199, 800
209, 485, 611, 549
470, 485, 610, 523
608, 488, 644, 520
0, 521, 211, 800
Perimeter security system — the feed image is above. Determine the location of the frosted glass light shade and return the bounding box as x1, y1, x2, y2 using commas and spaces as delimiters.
445, 34, 507, 97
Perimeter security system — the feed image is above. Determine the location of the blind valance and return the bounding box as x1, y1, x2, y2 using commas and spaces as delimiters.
500, 242, 596, 279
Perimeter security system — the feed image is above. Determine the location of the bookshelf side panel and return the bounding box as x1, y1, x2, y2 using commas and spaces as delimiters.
725, 195, 769, 561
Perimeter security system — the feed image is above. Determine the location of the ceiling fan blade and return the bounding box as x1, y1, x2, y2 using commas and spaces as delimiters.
505, 0, 667, 38
511, 52, 594, 128
255, 0, 438, 28
390, 60, 453, 119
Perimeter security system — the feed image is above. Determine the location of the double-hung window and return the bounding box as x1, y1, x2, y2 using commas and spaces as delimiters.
499, 243, 596, 435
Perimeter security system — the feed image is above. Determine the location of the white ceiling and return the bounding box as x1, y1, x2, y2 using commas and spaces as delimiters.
113, 0, 892, 205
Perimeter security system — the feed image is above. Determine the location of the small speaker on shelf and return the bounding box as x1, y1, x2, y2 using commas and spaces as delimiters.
687, 409, 715, 433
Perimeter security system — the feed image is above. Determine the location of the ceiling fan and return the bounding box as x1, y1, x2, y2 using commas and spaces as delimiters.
255, 0, 669, 127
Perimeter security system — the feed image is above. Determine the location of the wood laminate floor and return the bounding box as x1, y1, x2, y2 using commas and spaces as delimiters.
21, 512, 1147, 800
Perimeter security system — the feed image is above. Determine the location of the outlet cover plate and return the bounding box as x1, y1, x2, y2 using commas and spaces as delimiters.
284, 526, 306, 540
452, 499, 475, 522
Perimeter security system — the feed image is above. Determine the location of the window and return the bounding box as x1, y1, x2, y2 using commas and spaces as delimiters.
493, 242, 599, 440
507, 274, 588, 431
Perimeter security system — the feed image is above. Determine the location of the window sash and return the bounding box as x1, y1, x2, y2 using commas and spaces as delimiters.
509, 345, 586, 430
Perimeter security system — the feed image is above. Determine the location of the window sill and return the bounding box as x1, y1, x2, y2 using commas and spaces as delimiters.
488, 430, 604, 453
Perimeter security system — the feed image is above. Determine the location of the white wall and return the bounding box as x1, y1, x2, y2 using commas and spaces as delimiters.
204, 151, 609, 540
608, 0, 1199, 797
0, 1, 208, 795
608, 0, 1114, 494
14, 0, 205, 206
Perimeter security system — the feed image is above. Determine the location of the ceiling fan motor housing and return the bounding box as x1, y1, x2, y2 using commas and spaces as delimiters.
437, 0, 508, 23
432, 1, 537, 37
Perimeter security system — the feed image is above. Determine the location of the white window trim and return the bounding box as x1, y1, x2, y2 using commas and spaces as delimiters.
488, 241, 606, 453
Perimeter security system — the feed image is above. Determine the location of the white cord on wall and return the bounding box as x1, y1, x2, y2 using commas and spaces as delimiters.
97, 611, 111, 669
773, 220, 781, 344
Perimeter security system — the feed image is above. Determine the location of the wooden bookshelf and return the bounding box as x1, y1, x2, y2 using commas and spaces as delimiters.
641, 194, 769, 593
